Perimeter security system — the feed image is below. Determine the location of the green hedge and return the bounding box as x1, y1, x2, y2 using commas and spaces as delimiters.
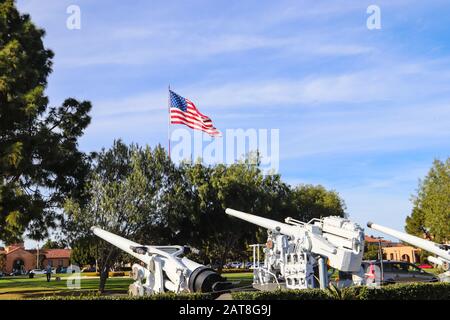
39, 282, 450, 300
232, 289, 331, 300
231, 282, 450, 300
345, 282, 450, 300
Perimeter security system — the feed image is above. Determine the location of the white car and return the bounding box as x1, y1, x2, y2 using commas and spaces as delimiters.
29, 269, 46, 275
29, 268, 56, 274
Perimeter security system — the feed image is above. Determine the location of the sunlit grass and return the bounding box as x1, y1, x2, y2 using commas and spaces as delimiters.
0, 272, 254, 299
0, 275, 133, 299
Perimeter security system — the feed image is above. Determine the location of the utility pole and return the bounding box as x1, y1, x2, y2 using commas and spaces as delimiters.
378, 238, 384, 285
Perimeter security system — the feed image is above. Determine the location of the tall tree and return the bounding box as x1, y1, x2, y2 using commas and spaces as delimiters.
183, 160, 346, 269
64, 141, 189, 292
41, 239, 65, 250
0, 0, 91, 242
406, 158, 450, 243
289, 184, 346, 222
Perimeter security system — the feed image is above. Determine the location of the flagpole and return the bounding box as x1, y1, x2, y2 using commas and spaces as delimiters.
168, 85, 171, 159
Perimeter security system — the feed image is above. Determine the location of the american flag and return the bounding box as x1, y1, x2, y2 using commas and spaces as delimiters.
169, 90, 221, 137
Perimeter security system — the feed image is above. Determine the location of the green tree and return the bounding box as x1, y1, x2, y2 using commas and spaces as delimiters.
363, 244, 381, 260
289, 184, 346, 221
0, 252, 5, 271
69, 235, 98, 267
64, 141, 188, 292
183, 161, 347, 269
0, 0, 91, 243
406, 158, 450, 243
41, 239, 65, 250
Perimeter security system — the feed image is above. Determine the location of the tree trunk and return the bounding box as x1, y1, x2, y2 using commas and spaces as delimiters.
217, 245, 229, 273
98, 262, 110, 293
98, 248, 115, 293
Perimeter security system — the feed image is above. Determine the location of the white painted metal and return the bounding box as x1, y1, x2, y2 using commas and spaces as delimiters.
225, 208, 365, 290
367, 222, 450, 271
91, 226, 227, 296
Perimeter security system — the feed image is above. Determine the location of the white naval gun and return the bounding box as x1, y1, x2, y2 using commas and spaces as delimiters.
91, 227, 232, 296
225, 208, 365, 290
367, 222, 450, 281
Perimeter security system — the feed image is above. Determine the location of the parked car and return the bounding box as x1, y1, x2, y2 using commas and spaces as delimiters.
28, 269, 46, 275
9, 270, 26, 276
28, 268, 56, 275
81, 266, 96, 273
229, 261, 243, 268
58, 267, 68, 274
362, 260, 439, 285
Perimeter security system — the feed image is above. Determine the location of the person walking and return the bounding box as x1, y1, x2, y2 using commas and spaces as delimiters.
46, 263, 52, 282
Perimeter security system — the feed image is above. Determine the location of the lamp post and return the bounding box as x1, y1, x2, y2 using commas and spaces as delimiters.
36, 241, 39, 269
377, 237, 384, 284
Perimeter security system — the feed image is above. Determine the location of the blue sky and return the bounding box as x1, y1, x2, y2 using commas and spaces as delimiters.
15, 0, 450, 247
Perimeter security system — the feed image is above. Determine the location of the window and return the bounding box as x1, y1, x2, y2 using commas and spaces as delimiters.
390, 263, 409, 272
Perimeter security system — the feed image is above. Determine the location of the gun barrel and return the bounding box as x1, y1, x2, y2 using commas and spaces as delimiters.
91, 226, 151, 264
225, 208, 299, 236
367, 222, 450, 263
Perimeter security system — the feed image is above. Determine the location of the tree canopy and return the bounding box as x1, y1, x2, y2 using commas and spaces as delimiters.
64, 140, 348, 292
405, 158, 450, 243
0, 0, 91, 243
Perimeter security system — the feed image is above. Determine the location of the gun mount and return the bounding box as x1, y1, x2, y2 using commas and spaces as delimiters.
225, 208, 365, 290
91, 227, 232, 296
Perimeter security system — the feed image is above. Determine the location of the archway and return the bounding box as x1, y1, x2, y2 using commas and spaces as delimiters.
13, 259, 25, 273
401, 254, 410, 262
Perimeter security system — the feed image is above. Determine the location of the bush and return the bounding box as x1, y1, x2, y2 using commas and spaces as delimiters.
232, 289, 331, 300
343, 282, 450, 300
231, 282, 450, 300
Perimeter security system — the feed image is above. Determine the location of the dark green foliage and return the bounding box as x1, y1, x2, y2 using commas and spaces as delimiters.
64, 141, 348, 291
64, 141, 190, 292
231, 289, 332, 300
290, 184, 346, 222
363, 244, 381, 260
182, 161, 346, 269
231, 282, 450, 300
41, 239, 65, 249
345, 282, 450, 300
0, 0, 92, 242
406, 158, 450, 243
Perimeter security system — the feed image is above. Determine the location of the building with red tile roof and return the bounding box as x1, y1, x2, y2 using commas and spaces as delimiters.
0, 243, 71, 274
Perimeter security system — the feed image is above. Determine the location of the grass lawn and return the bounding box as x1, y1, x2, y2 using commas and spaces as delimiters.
0, 272, 254, 300
223, 272, 253, 288
0, 274, 133, 300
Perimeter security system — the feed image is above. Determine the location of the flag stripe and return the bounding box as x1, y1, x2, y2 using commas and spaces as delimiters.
170, 114, 213, 130
169, 90, 221, 137
170, 108, 213, 126
171, 119, 221, 135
